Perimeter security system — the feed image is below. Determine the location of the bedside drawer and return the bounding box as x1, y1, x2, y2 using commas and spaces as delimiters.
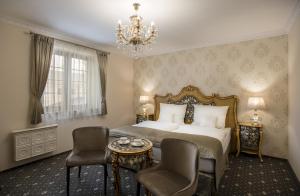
44, 129, 57, 141
32, 144, 45, 156
240, 125, 260, 150
45, 141, 57, 153
16, 146, 32, 161
15, 133, 31, 148
32, 131, 45, 145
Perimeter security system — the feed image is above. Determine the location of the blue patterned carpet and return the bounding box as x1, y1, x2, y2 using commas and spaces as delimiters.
220, 155, 300, 195
0, 153, 299, 196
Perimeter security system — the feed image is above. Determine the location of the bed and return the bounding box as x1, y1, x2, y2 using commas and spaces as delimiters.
110, 85, 238, 189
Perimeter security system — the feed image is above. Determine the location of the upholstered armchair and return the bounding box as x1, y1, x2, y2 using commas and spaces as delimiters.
136, 138, 199, 196
66, 126, 109, 196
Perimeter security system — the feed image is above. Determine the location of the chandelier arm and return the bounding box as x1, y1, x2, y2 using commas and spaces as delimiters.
143, 32, 156, 44
117, 31, 129, 43
120, 33, 129, 42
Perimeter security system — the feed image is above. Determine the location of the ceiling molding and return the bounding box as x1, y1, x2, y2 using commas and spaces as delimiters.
285, 0, 300, 33
0, 0, 297, 57
143, 28, 287, 57
0, 12, 290, 58
0, 15, 121, 55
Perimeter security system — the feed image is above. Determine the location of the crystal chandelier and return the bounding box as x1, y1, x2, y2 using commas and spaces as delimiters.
116, 3, 158, 57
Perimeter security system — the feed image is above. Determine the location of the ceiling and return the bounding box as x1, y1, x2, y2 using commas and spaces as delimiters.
0, 0, 299, 56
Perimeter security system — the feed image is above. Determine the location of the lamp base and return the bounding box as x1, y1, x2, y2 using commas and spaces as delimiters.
142, 106, 147, 116
250, 113, 262, 125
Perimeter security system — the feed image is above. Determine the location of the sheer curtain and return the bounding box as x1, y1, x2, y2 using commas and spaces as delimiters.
42, 40, 101, 121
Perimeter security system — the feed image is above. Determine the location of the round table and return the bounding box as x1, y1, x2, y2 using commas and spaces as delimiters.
108, 138, 153, 196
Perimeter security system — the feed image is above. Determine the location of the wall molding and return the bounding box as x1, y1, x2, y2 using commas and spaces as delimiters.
0, 12, 293, 58
143, 28, 287, 57
0, 15, 119, 54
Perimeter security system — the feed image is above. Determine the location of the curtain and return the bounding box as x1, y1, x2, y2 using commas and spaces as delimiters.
30, 34, 54, 124
96, 51, 108, 115
42, 40, 101, 121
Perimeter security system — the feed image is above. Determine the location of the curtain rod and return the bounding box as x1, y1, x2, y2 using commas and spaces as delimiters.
25, 31, 110, 55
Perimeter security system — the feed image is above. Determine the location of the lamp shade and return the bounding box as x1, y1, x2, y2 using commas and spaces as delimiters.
139, 96, 149, 104
248, 97, 265, 110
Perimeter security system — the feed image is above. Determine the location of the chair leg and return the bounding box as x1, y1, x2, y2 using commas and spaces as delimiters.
66, 166, 70, 196
145, 188, 151, 196
104, 164, 108, 195
210, 179, 216, 196
78, 166, 81, 178
136, 182, 140, 196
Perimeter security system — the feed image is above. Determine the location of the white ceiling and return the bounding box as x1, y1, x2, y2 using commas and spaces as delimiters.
0, 0, 299, 56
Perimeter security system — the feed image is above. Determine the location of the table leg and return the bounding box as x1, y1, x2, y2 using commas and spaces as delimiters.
259, 130, 263, 162
146, 149, 153, 167
236, 128, 240, 157
111, 153, 120, 196
139, 157, 145, 170
258, 148, 263, 162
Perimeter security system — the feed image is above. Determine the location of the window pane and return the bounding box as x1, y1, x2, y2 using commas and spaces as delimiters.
42, 54, 65, 113
71, 58, 87, 109
42, 41, 101, 121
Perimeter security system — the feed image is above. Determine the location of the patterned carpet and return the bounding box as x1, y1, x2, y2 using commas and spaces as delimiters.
0, 152, 299, 196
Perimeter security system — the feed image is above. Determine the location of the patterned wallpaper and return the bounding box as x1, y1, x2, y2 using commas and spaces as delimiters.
133, 35, 288, 158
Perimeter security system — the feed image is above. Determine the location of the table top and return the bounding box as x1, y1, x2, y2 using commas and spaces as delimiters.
108, 137, 153, 155
239, 122, 263, 128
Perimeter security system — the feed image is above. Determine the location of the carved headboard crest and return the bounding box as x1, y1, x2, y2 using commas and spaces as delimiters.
154, 85, 238, 152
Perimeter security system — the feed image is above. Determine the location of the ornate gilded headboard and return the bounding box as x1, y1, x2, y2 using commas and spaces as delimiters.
154, 85, 238, 152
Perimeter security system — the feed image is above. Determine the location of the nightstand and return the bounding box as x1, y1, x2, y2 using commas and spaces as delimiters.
236, 122, 263, 162
136, 114, 154, 124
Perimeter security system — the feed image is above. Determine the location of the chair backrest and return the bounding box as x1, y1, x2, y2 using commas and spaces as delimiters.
160, 138, 199, 182
72, 126, 109, 153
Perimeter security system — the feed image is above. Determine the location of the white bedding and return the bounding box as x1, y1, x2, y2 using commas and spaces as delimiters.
134, 121, 231, 154
133, 120, 179, 131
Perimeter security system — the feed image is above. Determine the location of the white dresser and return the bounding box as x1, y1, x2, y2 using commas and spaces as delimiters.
12, 124, 58, 161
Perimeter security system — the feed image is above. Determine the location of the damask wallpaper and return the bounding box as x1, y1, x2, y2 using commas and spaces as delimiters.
133, 35, 288, 158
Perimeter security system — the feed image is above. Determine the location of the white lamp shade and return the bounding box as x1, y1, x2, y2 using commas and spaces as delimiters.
139, 96, 149, 104
248, 97, 265, 110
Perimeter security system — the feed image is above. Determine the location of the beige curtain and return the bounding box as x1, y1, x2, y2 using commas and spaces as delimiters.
96, 51, 109, 115
30, 34, 54, 124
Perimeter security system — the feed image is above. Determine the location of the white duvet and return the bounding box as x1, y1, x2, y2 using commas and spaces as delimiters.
134, 121, 231, 154
133, 120, 179, 131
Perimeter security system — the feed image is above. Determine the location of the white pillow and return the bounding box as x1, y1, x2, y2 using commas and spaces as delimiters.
193, 105, 229, 128
158, 103, 187, 124
192, 115, 217, 128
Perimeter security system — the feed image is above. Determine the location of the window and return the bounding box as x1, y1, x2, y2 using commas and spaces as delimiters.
42, 40, 101, 121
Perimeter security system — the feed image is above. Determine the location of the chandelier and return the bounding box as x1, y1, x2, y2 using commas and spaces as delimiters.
116, 3, 158, 57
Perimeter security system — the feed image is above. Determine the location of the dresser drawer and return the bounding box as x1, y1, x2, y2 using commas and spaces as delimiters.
16, 146, 32, 161
44, 129, 57, 141
32, 131, 45, 145
32, 144, 45, 156
45, 141, 57, 153
15, 133, 31, 148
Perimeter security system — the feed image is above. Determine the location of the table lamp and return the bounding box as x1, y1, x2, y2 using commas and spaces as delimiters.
248, 97, 265, 124
139, 95, 149, 115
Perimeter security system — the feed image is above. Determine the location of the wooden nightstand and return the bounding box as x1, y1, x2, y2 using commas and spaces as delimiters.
136, 114, 154, 124
236, 122, 263, 162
